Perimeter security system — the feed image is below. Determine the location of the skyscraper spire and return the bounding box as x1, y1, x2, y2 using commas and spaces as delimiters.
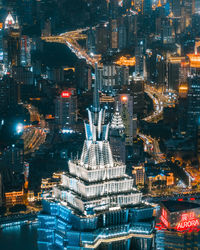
93, 63, 100, 112
111, 102, 125, 131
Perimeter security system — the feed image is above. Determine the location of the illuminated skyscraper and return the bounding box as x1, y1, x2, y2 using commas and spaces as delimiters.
3, 13, 21, 70
110, 102, 126, 163
135, 39, 146, 79
187, 75, 200, 137
55, 89, 77, 130
118, 94, 134, 145
38, 74, 155, 250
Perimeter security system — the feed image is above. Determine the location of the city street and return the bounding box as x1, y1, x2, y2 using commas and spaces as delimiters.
22, 104, 47, 155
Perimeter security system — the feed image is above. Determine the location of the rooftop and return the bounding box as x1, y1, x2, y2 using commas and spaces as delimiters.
162, 200, 200, 213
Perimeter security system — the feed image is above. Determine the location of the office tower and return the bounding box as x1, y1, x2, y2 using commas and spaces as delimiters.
161, 18, 174, 44
0, 76, 19, 113
47, 66, 64, 83
132, 165, 145, 186
101, 64, 117, 89
3, 13, 21, 70
38, 79, 155, 250
109, 0, 119, 18
187, 76, 200, 137
156, 200, 200, 249
188, 44, 200, 75
3, 143, 24, 174
182, 0, 193, 28
178, 83, 188, 135
156, 54, 166, 86
192, 14, 200, 37
20, 0, 34, 26
118, 23, 127, 50
12, 66, 34, 85
95, 23, 109, 54
118, 94, 134, 145
75, 59, 92, 91
55, 89, 77, 130
116, 65, 129, 86
143, 0, 152, 15
110, 102, 126, 163
97, 64, 129, 90
109, 19, 118, 50
135, 39, 146, 79
167, 56, 185, 91
170, 0, 181, 17
20, 36, 31, 67
87, 27, 96, 53
132, 78, 145, 116
125, 13, 137, 47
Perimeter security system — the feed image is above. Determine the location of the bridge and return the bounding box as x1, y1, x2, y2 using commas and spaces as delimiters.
42, 29, 101, 68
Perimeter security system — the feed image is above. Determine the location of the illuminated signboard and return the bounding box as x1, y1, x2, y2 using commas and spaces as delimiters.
61, 91, 71, 98
176, 212, 199, 231
160, 208, 169, 228
0, 23, 3, 30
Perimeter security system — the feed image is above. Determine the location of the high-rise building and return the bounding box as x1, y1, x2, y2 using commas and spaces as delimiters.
109, 19, 118, 50
132, 77, 145, 116
118, 94, 134, 145
135, 39, 146, 79
20, 0, 34, 27
132, 165, 145, 186
87, 27, 96, 53
20, 35, 31, 67
187, 75, 200, 137
125, 13, 137, 47
75, 59, 92, 91
170, 0, 181, 17
167, 56, 185, 91
97, 64, 129, 90
12, 66, 34, 85
38, 79, 155, 250
161, 18, 174, 44
3, 143, 24, 174
3, 13, 21, 71
110, 102, 126, 163
55, 89, 77, 130
95, 23, 109, 54
0, 76, 19, 113
109, 0, 119, 18
156, 200, 200, 249
47, 66, 64, 83
143, 0, 152, 15
178, 83, 189, 135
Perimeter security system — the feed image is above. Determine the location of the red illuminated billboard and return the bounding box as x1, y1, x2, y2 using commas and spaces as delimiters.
61, 91, 71, 98
176, 212, 199, 231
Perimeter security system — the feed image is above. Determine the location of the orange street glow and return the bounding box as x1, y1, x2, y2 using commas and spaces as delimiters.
121, 96, 128, 102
